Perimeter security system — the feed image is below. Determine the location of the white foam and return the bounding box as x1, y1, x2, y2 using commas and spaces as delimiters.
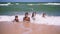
0, 3, 13, 6
0, 14, 60, 25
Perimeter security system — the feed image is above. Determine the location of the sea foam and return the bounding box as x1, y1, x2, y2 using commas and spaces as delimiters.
0, 14, 60, 25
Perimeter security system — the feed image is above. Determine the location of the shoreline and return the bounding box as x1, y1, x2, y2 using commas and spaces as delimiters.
0, 21, 60, 26
0, 15, 60, 25
0, 21, 60, 34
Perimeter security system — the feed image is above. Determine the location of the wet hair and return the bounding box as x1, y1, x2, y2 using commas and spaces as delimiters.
42, 13, 46, 17
15, 16, 19, 22
25, 12, 29, 17
25, 12, 28, 15
32, 12, 36, 17
15, 16, 18, 18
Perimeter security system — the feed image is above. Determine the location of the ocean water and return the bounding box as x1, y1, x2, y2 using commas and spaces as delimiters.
0, 2, 60, 16
0, 2, 60, 25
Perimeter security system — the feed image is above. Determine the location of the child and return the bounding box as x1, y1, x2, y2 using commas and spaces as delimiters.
31, 12, 36, 20
42, 13, 46, 18
13, 16, 19, 22
23, 12, 30, 22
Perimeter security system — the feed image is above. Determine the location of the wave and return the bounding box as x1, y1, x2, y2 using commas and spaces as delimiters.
0, 14, 60, 25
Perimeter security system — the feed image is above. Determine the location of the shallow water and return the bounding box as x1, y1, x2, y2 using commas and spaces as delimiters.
0, 14, 60, 25
0, 21, 60, 34
0, 2, 60, 25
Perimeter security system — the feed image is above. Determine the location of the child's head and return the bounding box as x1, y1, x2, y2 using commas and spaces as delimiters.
25, 12, 28, 17
43, 13, 46, 15
32, 12, 36, 17
15, 16, 18, 19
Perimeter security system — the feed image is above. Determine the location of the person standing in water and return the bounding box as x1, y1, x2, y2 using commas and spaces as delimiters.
23, 12, 30, 22
31, 12, 36, 20
13, 16, 19, 22
42, 13, 46, 18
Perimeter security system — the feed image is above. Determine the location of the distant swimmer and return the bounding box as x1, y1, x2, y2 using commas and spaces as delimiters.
13, 16, 19, 22
42, 13, 46, 18
23, 12, 30, 22
31, 12, 36, 20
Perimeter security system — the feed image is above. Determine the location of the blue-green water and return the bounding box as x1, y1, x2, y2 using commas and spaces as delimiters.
0, 2, 60, 16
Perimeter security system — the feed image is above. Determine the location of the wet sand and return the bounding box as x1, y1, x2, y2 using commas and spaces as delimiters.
0, 21, 60, 34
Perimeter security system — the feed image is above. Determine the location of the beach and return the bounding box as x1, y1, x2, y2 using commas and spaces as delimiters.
0, 2, 60, 34
0, 21, 60, 34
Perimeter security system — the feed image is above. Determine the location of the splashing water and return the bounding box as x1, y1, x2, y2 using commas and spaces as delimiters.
0, 14, 60, 25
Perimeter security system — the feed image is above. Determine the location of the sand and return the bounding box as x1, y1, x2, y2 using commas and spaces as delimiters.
0, 21, 60, 34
